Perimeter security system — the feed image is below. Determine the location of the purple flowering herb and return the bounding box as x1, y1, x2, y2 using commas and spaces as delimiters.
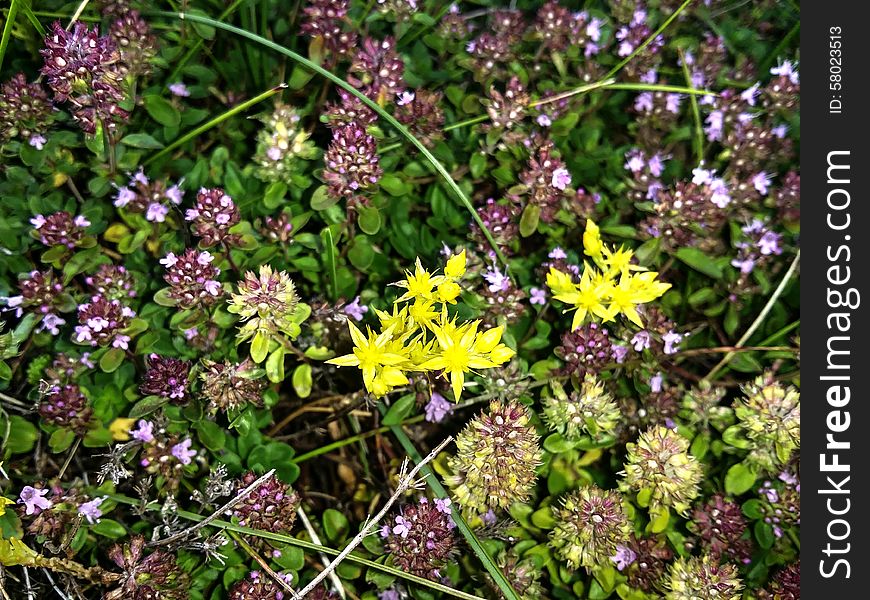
169, 82, 190, 97
424, 392, 453, 423
529, 287, 547, 306
343, 296, 368, 321
171, 438, 197, 465
611, 544, 637, 571
78, 496, 106, 524
18, 485, 53, 515
662, 330, 683, 355
131, 419, 155, 443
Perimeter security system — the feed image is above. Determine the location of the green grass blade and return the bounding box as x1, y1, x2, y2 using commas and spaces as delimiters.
145, 83, 286, 165
377, 402, 522, 600
0, 0, 21, 73
149, 10, 511, 270
18, 1, 45, 37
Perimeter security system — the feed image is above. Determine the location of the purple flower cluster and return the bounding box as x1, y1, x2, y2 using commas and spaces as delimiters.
40, 21, 128, 133
85, 264, 137, 301
74, 295, 135, 349
231, 472, 300, 551
140, 354, 191, 404
624, 147, 667, 203
186, 187, 241, 247
2, 270, 68, 334
229, 570, 296, 600
380, 497, 457, 581
471, 198, 520, 254
39, 383, 93, 433
323, 122, 382, 199
0, 73, 53, 147
160, 249, 224, 309
324, 89, 377, 130
114, 169, 184, 223
484, 76, 529, 132
136, 424, 199, 492
533, 3, 604, 55
31, 211, 90, 249
519, 140, 571, 223
395, 89, 446, 147
731, 218, 783, 278
109, 10, 157, 78
615, 10, 664, 77
556, 323, 616, 378
301, 0, 357, 65
690, 495, 753, 564
349, 37, 405, 103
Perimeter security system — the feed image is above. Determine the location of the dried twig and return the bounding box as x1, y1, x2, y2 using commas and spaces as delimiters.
147, 468, 276, 548
296, 506, 346, 599
293, 437, 452, 599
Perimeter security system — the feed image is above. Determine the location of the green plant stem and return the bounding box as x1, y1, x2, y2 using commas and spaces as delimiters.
604, 0, 695, 80
0, 0, 20, 73
145, 83, 286, 165
704, 249, 800, 381
167, 0, 250, 82
679, 49, 705, 165
149, 10, 511, 269
377, 402, 522, 600
87, 490, 486, 600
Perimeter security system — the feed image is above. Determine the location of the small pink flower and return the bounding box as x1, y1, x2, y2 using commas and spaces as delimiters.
551, 167, 571, 190
159, 253, 178, 268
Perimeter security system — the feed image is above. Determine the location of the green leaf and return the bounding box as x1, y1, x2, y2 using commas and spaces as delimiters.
322, 508, 350, 542
144, 95, 181, 128
348, 236, 375, 270
99, 348, 126, 373
519, 204, 540, 237
543, 433, 576, 454
264, 182, 288, 209
531, 506, 556, 529
3, 415, 39, 454
382, 394, 416, 425
91, 519, 127, 539
357, 205, 382, 235
152, 287, 179, 307
128, 395, 169, 419
675, 247, 723, 279
195, 420, 226, 452
310, 185, 338, 211
470, 153, 487, 178
292, 364, 312, 398
265, 347, 286, 383
250, 331, 270, 364
320, 227, 338, 301
48, 428, 75, 453
121, 133, 165, 150
725, 463, 758, 495
380, 174, 409, 196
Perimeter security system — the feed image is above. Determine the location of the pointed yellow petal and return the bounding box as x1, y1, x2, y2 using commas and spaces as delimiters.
326, 353, 361, 367
450, 369, 465, 402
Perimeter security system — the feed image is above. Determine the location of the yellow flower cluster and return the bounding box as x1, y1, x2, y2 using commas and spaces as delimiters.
327, 251, 515, 401
546, 220, 671, 330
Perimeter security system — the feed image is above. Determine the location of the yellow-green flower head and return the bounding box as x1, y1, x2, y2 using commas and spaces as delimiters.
549, 485, 630, 570
326, 322, 410, 397
486, 551, 546, 600
663, 554, 743, 600
419, 319, 515, 401
734, 375, 800, 473
229, 265, 300, 340
253, 103, 318, 184
446, 400, 542, 517
622, 425, 702, 516
543, 375, 620, 441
